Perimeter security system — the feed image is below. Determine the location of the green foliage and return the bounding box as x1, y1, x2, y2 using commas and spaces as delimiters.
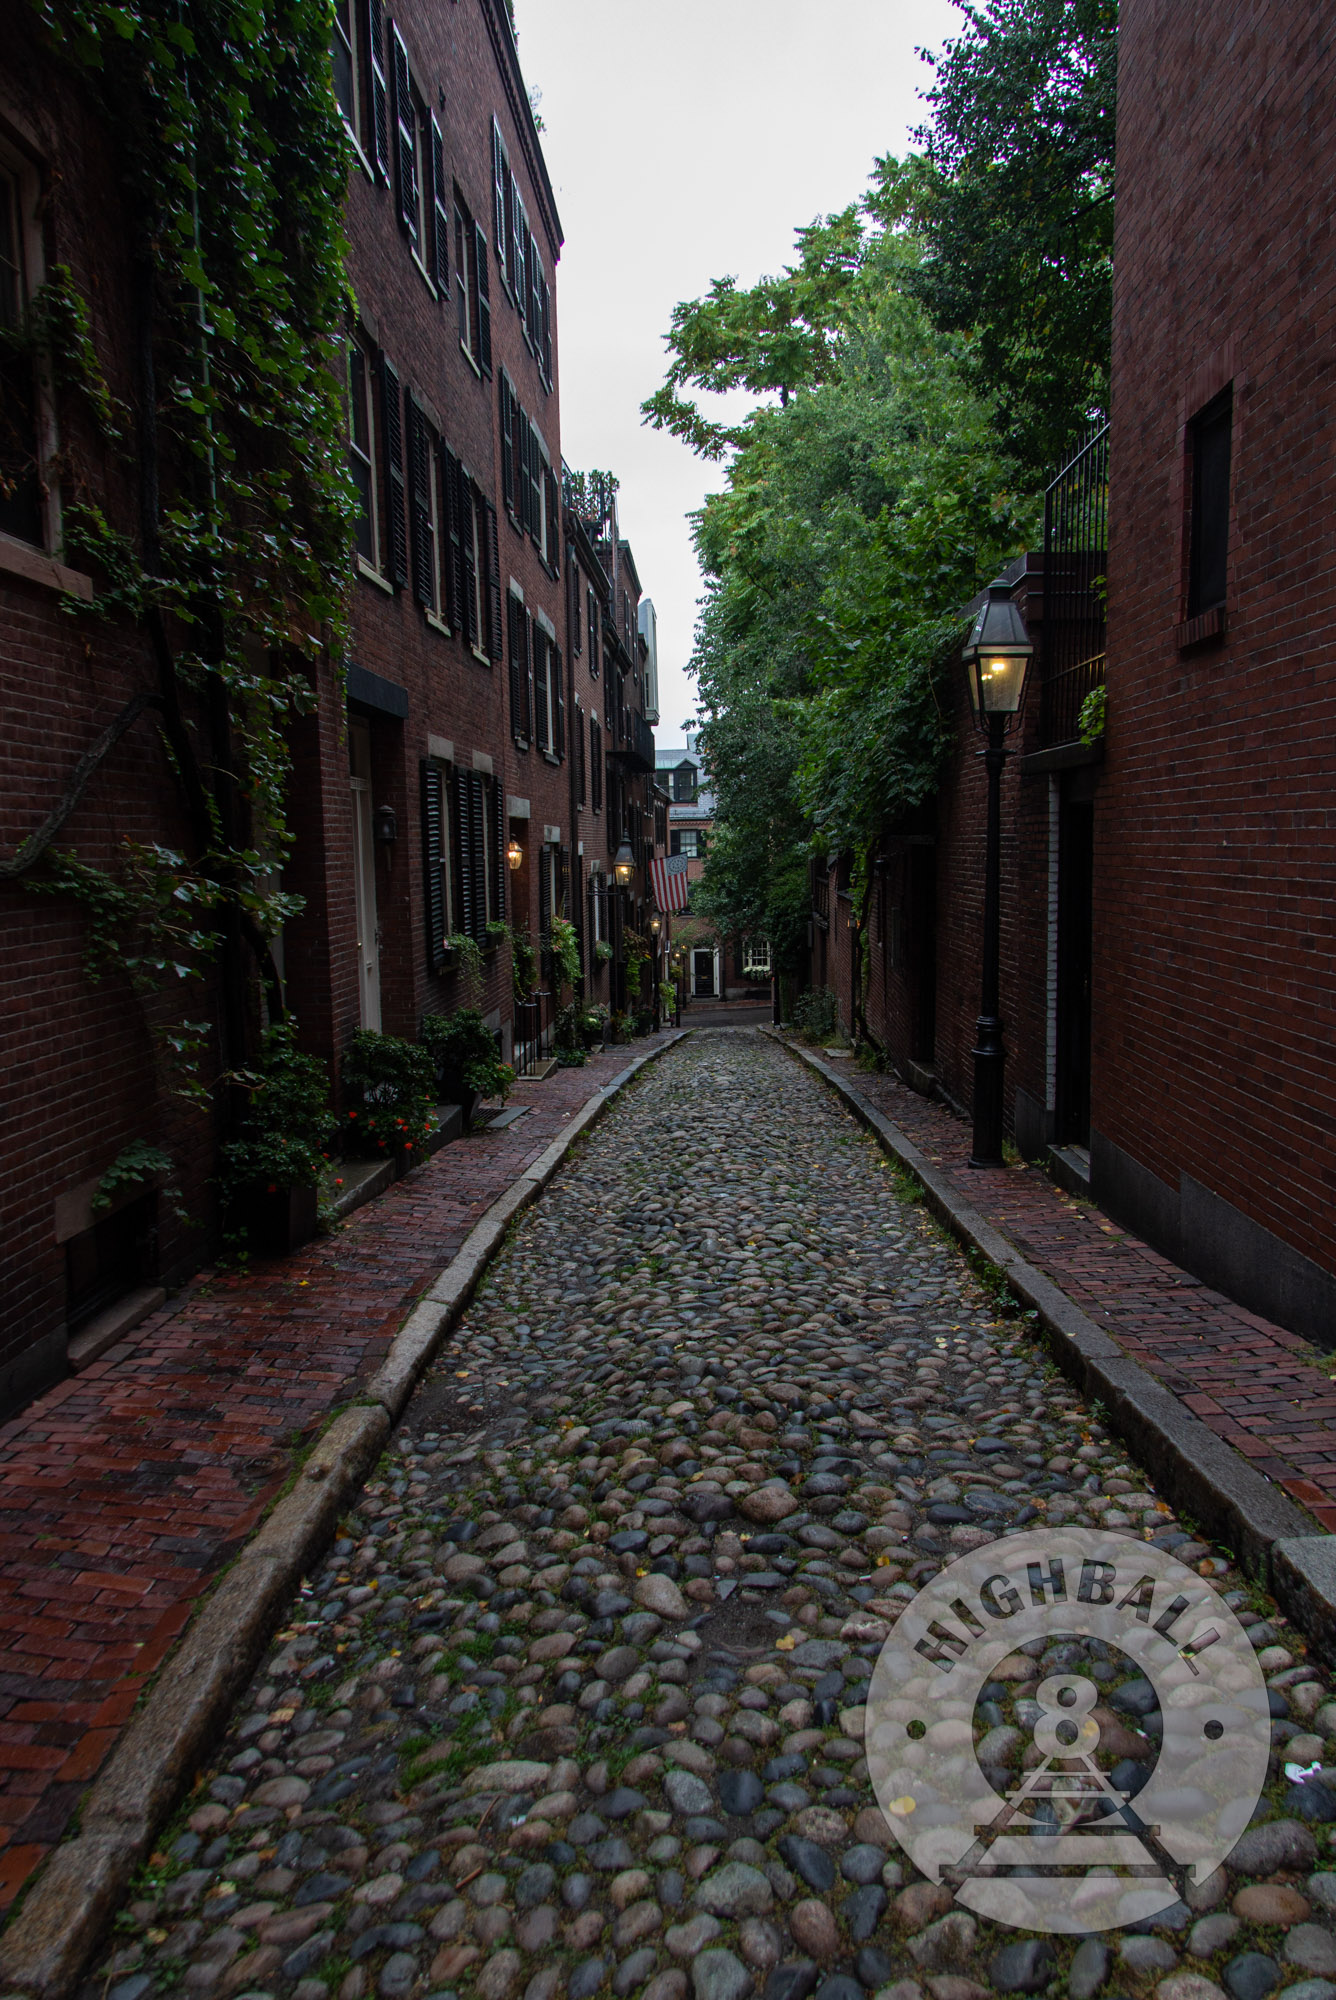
1078, 683, 1107, 744
93, 1141, 174, 1213
878, 0, 1118, 471
444, 931, 485, 1003
218, 1020, 334, 1196
420, 1009, 513, 1108
485, 919, 509, 949
658, 981, 676, 1014
622, 928, 651, 972
19, 0, 357, 1092
790, 987, 840, 1043
548, 914, 581, 990
342, 1031, 436, 1159
593, 939, 613, 967
511, 928, 538, 999
659, 220, 1037, 975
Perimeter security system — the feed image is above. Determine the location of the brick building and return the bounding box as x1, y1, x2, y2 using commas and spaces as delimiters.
561, 473, 660, 1022
1091, 0, 1336, 1341
813, 0, 1336, 1344
0, 0, 660, 1412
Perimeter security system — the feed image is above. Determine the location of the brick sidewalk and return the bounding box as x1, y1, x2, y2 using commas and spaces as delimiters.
0, 1036, 673, 1913
810, 1046, 1336, 1532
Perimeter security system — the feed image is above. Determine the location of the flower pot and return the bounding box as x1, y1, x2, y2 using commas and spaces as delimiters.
230, 1181, 318, 1256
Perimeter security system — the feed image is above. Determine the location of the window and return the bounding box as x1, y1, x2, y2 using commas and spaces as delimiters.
587, 589, 599, 676
1187, 387, 1232, 618
671, 762, 697, 803
454, 194, 492, 376
671, 828, 704, 859
346, 340, 380, 568
742, 940, 772, 977
406, 394, 441, 615
390, 24, 447, 292
331, 0, 365, 147
422, 761, 504, 963
508, 586, 532, 745
531, 623, 565, 760
575, 698, 586, 803
440, 447, 500, 658
380, 353, 409, 586
0, 161, 43, 547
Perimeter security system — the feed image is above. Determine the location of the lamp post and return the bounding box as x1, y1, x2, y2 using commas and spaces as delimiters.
961, 579, 1033, 1168
648, 911, 662, 1029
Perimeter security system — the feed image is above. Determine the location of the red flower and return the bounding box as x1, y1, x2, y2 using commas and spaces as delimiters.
267, 1182, 277, 1193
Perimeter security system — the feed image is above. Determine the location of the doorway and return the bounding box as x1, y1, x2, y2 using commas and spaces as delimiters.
349, 719, 381, 1031
1055, 789, 1094, 1146
693, 949, 716, 998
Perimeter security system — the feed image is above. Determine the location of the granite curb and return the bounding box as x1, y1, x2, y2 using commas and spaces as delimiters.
0, 1030, 689, 2000
769, 1033, 1336, 1644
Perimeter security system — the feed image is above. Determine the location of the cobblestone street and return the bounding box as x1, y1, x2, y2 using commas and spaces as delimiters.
82, 1035, 1336, 2000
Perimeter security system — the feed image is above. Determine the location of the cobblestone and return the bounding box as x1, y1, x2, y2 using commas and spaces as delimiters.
74, 1035, 1336, 2000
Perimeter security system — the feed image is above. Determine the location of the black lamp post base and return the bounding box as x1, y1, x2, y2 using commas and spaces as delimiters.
969, 1017, 1007, 1168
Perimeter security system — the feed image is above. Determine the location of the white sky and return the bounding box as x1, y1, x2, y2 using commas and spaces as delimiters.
513, 0, 963, 740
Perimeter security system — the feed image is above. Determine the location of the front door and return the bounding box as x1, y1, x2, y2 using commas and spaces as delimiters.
1055, 792, 1094, 1145
349, 720, 381, 1031
693, 949, 715, 998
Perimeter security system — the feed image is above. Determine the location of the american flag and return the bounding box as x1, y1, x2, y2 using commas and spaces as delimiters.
650, 851, 692, 913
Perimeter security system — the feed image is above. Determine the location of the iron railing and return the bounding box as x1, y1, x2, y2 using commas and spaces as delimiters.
1041, 422, 1109, 748
513, 989, 555, 1078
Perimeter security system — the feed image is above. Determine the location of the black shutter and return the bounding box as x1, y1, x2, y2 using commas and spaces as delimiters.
430, 113, 449, 293
461, 480, 478, 650
390, 24, 417, 244
454, 769, 475, 942
474, 224, 492, 376
538, 840, 551, 960
591, 716, 602, 812
470, 772, 490, 944
552, 644, 565, 760
540, 277, 552, 386
454, 210, 469, 347
558, 846, 570, 920
421, 760, 447, 971
524, 610, 536, 745
485, 500, 503, 662
367, 0, 390, 180
491, 119, 508, 292
508, 594, 528, 745
533, 625, 550, 753
499, 375, 514, 518
492, 778, 505, 923
442, 442, 463, 631
511, 185, 526, 328
381, 356, 409, 587
544, 465, 559, 575
407, 396, 432, 606
575, 698, 585, 803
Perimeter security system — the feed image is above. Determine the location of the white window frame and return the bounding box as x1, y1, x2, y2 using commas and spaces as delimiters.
433, 755, 456, 938
331, 0, 371, 173
422, 415, 445, 626
742, 939, 772, 977
347, 335, 381, 578
468, 487, 487, 661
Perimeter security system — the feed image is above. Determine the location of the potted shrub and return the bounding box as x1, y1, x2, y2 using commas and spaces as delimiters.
420, 1008, 515, 1126
220, 1020, 334, 1255
580, 1001, 609, 1050
342, 1030, 436, 1174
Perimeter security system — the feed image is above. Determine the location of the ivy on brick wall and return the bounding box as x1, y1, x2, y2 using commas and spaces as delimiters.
8, 0, 357, 1095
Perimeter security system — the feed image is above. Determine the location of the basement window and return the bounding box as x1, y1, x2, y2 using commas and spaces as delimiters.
65, 1190, 157, 1333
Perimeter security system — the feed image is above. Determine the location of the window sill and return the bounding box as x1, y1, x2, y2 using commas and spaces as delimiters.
1176, 604, 1227, 651
471, 646, 492, 668
460, 340, 482, 380
425, 611, 450, 636
0, 534, 94, 601
542, 751, 560, 766
341, 119, 375, 184
410, 249, 438, 299
358, 556, 395, 595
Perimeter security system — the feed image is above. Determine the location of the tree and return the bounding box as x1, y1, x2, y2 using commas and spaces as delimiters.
876, 0, 1118, 472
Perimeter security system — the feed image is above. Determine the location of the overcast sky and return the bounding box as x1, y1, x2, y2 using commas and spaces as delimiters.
514, 0, 962, 742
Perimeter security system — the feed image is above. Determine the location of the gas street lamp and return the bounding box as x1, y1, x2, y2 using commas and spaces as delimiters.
961, 579, 1033, 1168
612, 837, 635, 888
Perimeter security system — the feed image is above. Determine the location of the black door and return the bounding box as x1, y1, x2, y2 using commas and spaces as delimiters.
1055, 792, 1094, 1145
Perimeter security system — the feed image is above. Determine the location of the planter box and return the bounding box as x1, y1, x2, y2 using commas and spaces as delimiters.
230, 1182, 318, 1257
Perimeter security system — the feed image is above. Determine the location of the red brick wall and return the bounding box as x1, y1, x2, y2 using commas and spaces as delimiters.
1098, 0, 1336, 1280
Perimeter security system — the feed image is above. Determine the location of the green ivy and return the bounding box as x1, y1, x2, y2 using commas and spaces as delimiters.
19, 0, 358, 1096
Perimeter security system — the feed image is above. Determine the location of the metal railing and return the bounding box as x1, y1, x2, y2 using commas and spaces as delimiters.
513, 989, 555, 1078
1041, 422, 1109, 748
